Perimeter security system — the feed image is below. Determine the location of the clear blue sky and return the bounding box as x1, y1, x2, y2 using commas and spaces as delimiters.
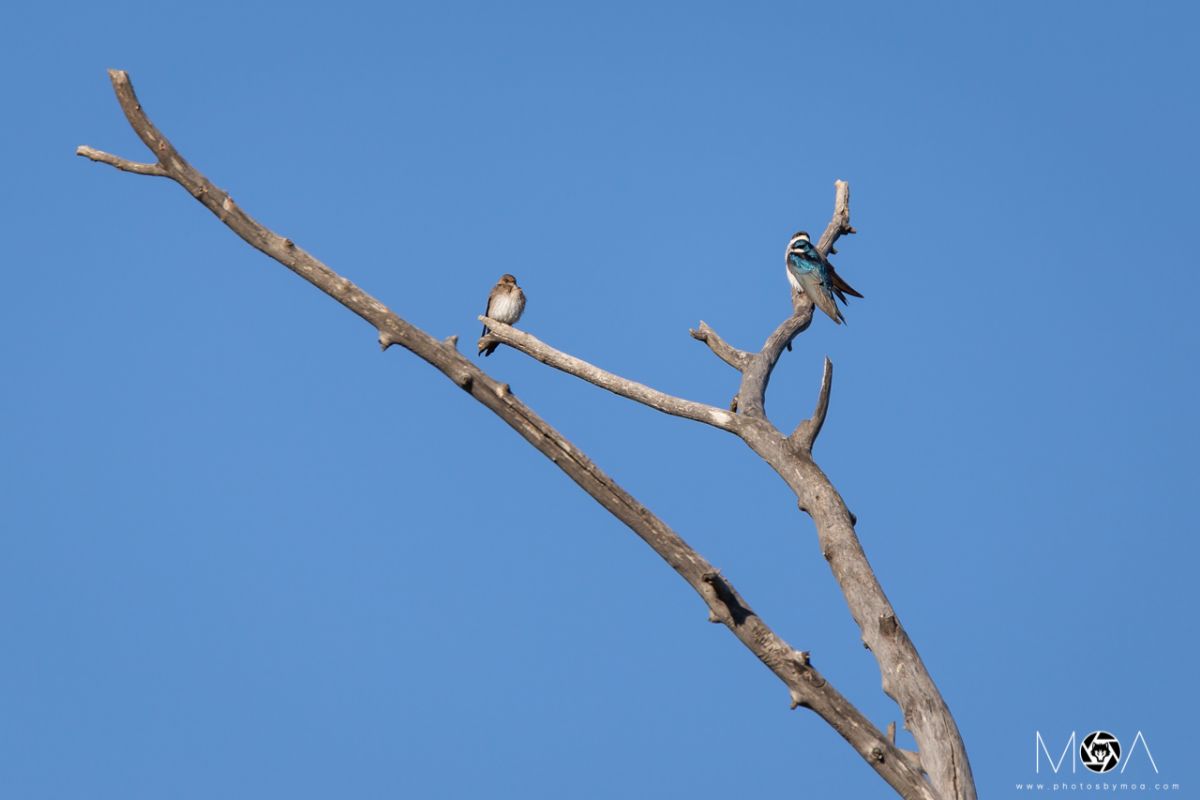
2, 2, 1196, 797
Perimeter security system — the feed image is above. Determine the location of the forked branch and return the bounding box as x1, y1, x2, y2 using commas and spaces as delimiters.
487, 178, 974, 799
718, 180, 854, 419
78, 69, 939, 800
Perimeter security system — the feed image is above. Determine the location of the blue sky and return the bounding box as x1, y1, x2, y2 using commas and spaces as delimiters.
2, 1, 1197, 797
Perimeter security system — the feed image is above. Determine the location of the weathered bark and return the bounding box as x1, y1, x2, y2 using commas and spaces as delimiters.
78, 69, 972, 799
485, 181, 974, 799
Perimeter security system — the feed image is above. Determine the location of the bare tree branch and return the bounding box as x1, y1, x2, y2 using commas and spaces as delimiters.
816, 179, 856, 255
478, 317, 738, 432
689, 321, 751, 371
734, 301, 815, 418
789, 357, 833, 452
485, 176, 975, 799
699, 182, 975, 800
76, 145, 168, 176
78, 69, 941, 800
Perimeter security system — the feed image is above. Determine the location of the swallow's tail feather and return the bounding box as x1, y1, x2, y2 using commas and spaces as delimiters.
799, 275, 844, 324
829, 267, 863, 302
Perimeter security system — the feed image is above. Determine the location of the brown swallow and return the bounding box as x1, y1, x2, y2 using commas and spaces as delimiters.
479, 273, 526, 357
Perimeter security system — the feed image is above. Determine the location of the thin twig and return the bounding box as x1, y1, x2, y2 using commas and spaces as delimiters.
789, 357, 833, 452
76, 145, 168, 176
689, 321, 752, 371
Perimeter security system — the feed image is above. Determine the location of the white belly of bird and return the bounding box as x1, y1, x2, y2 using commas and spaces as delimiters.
490, 292, 524, 324
785, 266, 802, 294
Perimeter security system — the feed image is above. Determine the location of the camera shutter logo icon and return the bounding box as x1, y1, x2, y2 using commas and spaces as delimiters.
1080, 731, 1121, 773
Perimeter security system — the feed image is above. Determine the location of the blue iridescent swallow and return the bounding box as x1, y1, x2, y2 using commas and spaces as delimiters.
784, 231, 862, 324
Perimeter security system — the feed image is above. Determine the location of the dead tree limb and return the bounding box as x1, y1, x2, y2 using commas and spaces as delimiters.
476, 321, 738, 431
478, 181, 976, 799
78, 69, 968, 800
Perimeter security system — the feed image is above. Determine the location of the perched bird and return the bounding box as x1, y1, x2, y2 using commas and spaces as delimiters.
479, 273, 526, 357
785, 231, 862, 324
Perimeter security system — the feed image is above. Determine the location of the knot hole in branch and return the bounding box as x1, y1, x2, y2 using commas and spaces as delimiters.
700, 570, 751, 627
